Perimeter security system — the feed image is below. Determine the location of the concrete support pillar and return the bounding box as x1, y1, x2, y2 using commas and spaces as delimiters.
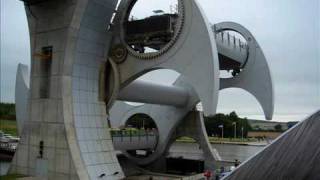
171, 111, 219, 172
10, 0, 124, 179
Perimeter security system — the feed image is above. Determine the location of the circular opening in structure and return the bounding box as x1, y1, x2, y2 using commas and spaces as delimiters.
217, 30, 248, 78
122, 114, 159, 158
216, 88, 264, 119
124, 0, 180, 54
125, 114, 157, 129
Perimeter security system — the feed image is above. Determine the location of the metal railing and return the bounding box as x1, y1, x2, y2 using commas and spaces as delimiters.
111, 129, 158, 142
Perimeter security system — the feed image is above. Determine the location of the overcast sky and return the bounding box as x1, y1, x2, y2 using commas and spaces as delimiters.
1, 0, 319, 122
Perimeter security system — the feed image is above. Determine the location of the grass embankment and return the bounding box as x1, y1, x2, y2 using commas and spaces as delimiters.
0, 121, 259, 144
0, 119, 18, 136
0, 174, 27, 180
176, 136, 258, 144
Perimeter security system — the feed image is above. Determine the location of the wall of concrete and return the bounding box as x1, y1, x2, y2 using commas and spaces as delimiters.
10, 0, 124, 179
10, 1, 80, 179
69, 0, 124, 179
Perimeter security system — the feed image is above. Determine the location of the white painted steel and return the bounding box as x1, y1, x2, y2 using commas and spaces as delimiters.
110, 0, 220, 117
13, 0, 276, 179
215, 32, 248, 66
15, 64, 30, 136
215, 22, 274, 120
118, 80, 189, 107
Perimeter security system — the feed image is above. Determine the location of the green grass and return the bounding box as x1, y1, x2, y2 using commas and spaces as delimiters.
176, 136, 196, 143
0, 174, 27, 180
208, 136, 257, 143
176, 136, 258, 143
0, 120, 259, 144
0, 119, 18, 136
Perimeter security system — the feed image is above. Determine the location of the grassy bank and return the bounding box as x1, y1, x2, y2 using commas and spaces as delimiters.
0, 174, 27, 180
0, 119, 18, 136
0, 120, 260, 144
176, 136, 259, 144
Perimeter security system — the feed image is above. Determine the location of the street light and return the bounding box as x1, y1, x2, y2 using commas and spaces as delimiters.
232, 122, 237, 139
218, 125, 224, 140
241, 126, 244, 141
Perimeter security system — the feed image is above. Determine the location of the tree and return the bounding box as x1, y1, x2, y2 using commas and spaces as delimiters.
204, 112, 252, 138
0, 103, 16, 120
274, 124, 283, 132
253, 125, 261, 131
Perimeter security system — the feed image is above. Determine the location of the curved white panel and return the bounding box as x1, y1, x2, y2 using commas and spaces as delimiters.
109, 75, 213, 165
111, 0, 220, 117
214, 22, 274, 120
15, 64, 30, 136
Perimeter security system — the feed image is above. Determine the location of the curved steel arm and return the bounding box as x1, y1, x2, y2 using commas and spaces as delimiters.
214, 22, 274, 120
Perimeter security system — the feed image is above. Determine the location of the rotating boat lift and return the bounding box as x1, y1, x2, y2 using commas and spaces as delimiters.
106, 0, 273, 170
12, 0, 274, 179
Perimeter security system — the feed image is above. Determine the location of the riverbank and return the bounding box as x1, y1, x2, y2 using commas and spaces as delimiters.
176, 136, 268, 146
1, 142, 265, 177
0, 174, 27, 180
0, 120, 17, 136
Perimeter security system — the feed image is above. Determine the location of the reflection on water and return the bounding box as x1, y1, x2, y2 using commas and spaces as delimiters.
0, 161, 10, 176
170, 142, 265, 163
0, 143, 264, 176
213, 143, 264, 162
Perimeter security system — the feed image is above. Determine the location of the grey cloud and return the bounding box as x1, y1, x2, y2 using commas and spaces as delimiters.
0, 0, 319, 122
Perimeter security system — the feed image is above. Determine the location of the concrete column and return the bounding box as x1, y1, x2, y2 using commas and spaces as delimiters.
10, 0, 124, 179
171, 111, 220, 172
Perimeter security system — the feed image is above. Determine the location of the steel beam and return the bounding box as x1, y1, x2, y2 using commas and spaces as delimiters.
118, 80, 189, 107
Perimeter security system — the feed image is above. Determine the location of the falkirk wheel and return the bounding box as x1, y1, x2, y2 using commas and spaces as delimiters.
11, 0, 274, 179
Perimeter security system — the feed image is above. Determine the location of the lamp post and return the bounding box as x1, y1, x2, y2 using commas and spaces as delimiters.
219, 125, 224, 140
241, 126, 244, 141
233, 122, 237, 139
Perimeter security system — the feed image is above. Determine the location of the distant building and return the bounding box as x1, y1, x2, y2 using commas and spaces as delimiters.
247, 131, 283, 139
247, 120, 299, 139
248, 119, 290, 131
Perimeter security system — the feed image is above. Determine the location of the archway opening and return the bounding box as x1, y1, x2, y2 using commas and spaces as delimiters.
125, 113, 157, 129
216, 88, 264, 118
116, 113, 159, 159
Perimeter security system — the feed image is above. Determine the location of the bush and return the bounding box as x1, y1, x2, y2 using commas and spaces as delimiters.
204, 112, 252, 138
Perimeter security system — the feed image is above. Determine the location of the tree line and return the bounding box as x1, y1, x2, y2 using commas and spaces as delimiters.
125, 111, 253, 138
204, 111, 252, 138
1, 102, 284, 137
0, 103, 16, 120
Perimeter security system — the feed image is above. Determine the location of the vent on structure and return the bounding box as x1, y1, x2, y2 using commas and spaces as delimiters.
39, 46, 52, 99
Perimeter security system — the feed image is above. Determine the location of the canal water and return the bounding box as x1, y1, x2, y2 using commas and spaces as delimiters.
169, 142, 264, 163
213, 143, 264, 162
0, 161, 10, 176
0, 143, 264, 176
